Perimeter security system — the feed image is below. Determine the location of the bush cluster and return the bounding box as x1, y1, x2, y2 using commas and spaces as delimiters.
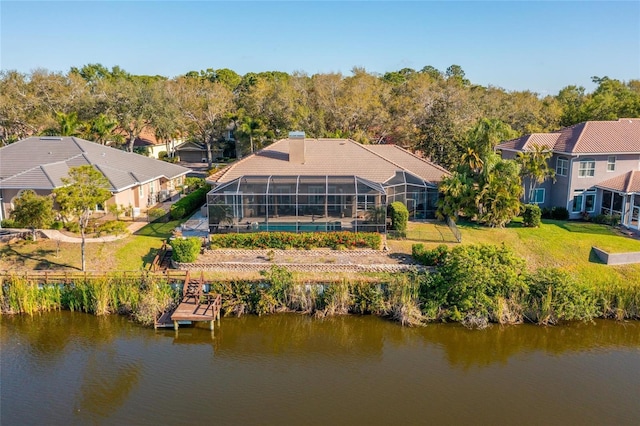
522, 204, 542, 227
590, 213, 621, 226
208, 231, 381, 250
170, 185, 210, 220
541, 206, 569, 220
389, 202, 409, 233
409, 243, 640, 326
412, 244, 448, 266
96, 220, 128, 236
171, 237, 203, 263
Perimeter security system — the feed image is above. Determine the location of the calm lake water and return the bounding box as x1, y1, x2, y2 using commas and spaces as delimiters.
1, 312, 639, 425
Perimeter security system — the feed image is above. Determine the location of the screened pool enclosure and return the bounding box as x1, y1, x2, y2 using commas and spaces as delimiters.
207, 173, 439, 233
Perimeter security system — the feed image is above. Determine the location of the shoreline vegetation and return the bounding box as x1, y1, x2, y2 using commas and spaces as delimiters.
2, 252, 638, 328
1, 219, 640, 328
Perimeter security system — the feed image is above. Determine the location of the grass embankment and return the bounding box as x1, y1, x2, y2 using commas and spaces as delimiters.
388, 218, 640, 287
0, 220, 184, 272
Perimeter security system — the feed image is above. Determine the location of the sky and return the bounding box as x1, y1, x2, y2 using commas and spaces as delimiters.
1, 1, 639, 95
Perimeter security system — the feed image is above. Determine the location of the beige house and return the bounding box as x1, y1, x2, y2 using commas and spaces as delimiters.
0, 136, 191, 221
207, 133, 449, 233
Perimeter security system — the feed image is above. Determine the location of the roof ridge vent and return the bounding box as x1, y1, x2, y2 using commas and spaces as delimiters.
40, 137, 63, 141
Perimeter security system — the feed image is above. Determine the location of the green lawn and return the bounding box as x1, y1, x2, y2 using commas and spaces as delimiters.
389, 218, 640, 286
114, 220, 184, 270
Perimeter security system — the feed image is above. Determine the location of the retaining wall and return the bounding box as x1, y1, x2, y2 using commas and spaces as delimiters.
592, 246, 640, 265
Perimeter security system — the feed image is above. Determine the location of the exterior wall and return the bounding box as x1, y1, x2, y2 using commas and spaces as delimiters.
567, 154, 640, 218
1, 188, 52, 220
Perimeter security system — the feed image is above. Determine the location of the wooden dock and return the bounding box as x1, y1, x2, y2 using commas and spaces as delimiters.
154, 271, 222, 331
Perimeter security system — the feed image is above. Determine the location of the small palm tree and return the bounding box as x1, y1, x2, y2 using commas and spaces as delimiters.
52, 112, 82, 136
517, 144, 555, 203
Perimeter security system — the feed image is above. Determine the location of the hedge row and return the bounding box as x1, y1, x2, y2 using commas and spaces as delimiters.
208, 231, 382, 250
170, 185, 210, 220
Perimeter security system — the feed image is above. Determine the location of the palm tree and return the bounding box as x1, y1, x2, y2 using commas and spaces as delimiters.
461, 147, 484, 174
87, 114, 121, 145
238, 116, 265, 154
517, 144, 555, 203
56, 112, 82, 136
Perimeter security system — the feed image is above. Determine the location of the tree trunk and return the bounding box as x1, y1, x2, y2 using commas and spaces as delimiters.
128, 130, 136, 152
81, 227, 86, 272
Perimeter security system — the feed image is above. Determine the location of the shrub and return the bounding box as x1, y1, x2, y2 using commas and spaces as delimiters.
550, 206, 569, 220
412, 244, 449, 266
65, 222, 80, 233
170, 185, 210, 220
592, 213, 621, 226
389, 202, 409, 232
522, 204, 542, 227
171, 237, 202, 263
97, 220, 128, 236
1, 219, 18, 228
525, 268, 597, 324
147, 207, 167, 221
50, 221, 64, 230
425, 244, 528, 325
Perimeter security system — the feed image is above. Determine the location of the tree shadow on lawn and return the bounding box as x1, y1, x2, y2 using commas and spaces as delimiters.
0, 245, 79, 270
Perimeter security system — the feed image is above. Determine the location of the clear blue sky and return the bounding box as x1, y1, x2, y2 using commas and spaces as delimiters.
1, 1, 639, 95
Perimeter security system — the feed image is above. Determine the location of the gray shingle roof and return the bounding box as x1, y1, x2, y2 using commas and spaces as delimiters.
498, 118, 640, 154
215, 138, 449, 185
0, 136, 190, 190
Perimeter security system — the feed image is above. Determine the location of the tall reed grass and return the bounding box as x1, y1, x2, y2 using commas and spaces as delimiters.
2, 262, 639, 328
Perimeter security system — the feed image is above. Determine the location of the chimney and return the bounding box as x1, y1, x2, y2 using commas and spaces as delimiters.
288, 131, 306, 164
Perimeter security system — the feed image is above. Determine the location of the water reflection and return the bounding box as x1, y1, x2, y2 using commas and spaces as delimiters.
2, 312, 639, 425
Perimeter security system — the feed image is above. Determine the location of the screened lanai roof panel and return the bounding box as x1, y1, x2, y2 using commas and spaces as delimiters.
239, 176, 269, 194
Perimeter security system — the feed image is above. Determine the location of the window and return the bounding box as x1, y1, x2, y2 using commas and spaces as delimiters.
585, 193, 596, 213
607, 156, 616, 172
556, 157, 568, 176
578, 159, 595, 178
572, 194, 584, 213
529, 188, 545, 204
138, 185, 143, 197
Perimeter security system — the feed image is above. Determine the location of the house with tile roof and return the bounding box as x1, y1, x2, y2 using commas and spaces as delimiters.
0, 136, 191, 221
497, 118, 640, 227
206, 132, 450, 233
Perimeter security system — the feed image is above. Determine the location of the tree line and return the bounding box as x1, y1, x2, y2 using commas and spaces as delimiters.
1, 63, 638, 169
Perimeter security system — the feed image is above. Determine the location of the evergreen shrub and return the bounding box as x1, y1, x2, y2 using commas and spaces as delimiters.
171, 237, 203, 263
389, 202, 409, 233
522, 204, 542, 227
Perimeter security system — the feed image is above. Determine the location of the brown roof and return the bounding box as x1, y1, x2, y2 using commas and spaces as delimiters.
595, 171, 640, 194
214, 138, 449, 185
498, 118, 640, 154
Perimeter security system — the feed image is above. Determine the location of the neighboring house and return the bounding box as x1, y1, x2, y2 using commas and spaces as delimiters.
129, 128, 182, 159
0, 136, 191, 221
176, 122, 236, 163
498, 118, 640, 227
206, 132, 450, 233
175, 141, 219, 163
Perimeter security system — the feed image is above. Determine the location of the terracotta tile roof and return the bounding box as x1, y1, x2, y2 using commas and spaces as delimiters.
0, 136, 191, 191
214, 138, 449, 185
497, 133, 560, 151
595, 171, 640, 194
498, 118, 640, 154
